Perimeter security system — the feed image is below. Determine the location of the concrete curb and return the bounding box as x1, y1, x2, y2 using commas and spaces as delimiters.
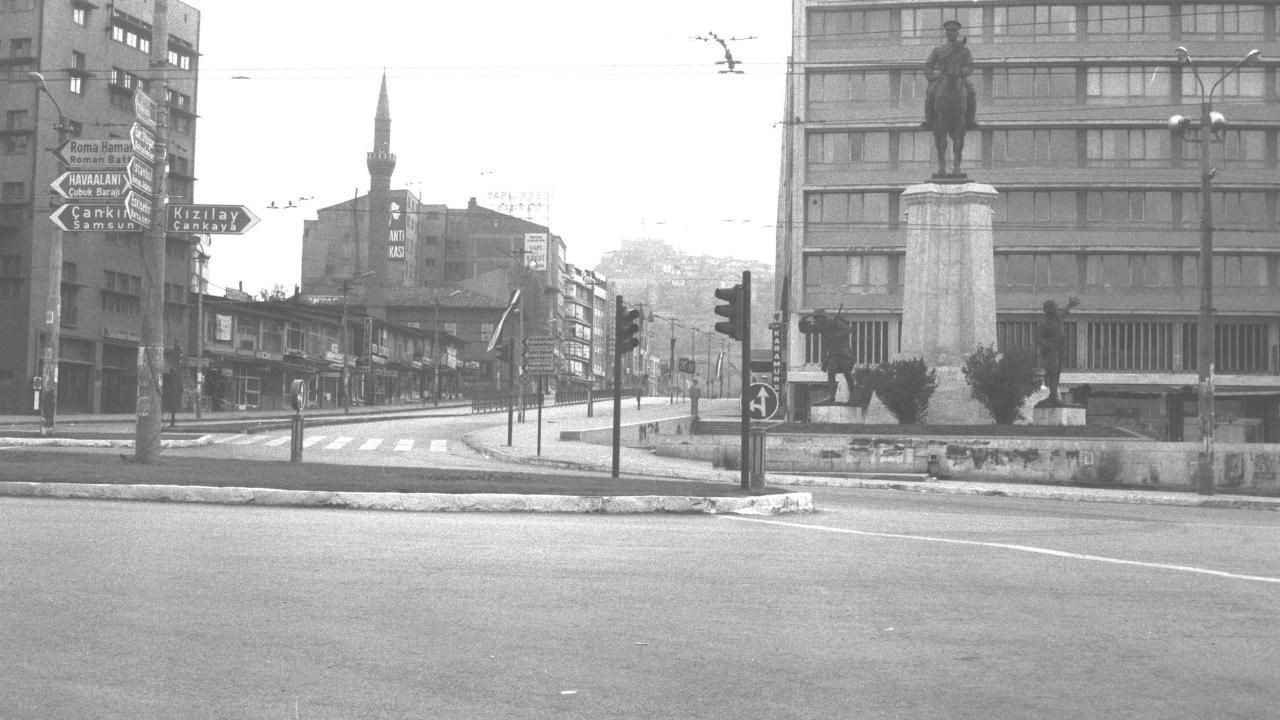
0, 436, 215, 449
0, 481, 814, 515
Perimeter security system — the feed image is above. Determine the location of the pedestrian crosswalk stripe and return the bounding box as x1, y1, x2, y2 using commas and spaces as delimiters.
301, 435, 326, 448
359, 438, 382, 451
326, 436, 353, 450
265, 436, 290, 447
429, 439, 447, 453
393, 439, 414, 452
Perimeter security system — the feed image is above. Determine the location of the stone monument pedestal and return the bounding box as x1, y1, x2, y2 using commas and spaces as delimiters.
898, 182, 999, 425
1032, 403, 1087, 426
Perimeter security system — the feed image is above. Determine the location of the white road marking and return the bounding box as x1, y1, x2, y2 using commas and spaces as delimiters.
721, 517, 1280, 586
213, 435, 240, 444
393, 439, 413, 452
264, 436, 290, 447
429, 439, 447, 453
230, 435, 265, 445
325, 437, 353, 450
359, 438, 382, 451
301, 435, 326, 449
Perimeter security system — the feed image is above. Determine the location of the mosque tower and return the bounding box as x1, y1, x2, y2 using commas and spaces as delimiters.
365, 72, 397, 314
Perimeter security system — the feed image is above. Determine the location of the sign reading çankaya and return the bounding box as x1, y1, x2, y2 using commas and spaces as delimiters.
166, 204, 261, 234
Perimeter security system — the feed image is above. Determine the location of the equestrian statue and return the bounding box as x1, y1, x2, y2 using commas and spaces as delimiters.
920, 19, 978, 177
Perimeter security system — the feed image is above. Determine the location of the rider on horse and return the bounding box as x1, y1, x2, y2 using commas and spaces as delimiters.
921, 20, 978, 131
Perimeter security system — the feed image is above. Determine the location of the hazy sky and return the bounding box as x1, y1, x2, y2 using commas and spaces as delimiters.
194, 1, 791, 296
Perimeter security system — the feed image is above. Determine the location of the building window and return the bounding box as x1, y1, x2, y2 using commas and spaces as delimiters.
68, 51, 86, 94
846, 255, 892, 294
1181, 65, 1265, 99
808, 71, 892, 104
994, 5, 1079, 42
10, 37, 33, 57
72, 6, 87, 25
1, 0, 36, 11
806, 131, 891, 169
1085, 4, 1171, 38
102, 270, 142, 316
3, 135, 28, 155
899, 7, 984, 44
990, 66, 1076, 104
1086, 66, 1171, 104
808, 8, 892, 44
1086, 129, 1171, 168
1, 181, 24, 202
992, 129, 1076, 167
0, 255, 21, 299
1180, 3, 1265, 41
1086, 190, 1172, 225
995, 191, 1077, 225
1180, 129, 1268, 168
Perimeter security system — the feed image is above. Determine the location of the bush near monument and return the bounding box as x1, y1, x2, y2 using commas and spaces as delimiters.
871, 358, 937, 424
962, 345, 1040, 424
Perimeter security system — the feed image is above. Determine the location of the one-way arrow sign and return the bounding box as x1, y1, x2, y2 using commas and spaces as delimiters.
166, 204, 260, 234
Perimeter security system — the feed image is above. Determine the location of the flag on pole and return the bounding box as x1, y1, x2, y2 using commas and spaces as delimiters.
486, 288, 521, 352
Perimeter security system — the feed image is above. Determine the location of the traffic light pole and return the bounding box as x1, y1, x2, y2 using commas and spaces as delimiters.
612, 296, 624, 478
739, 271, 751, 490
505, 339, 515, 446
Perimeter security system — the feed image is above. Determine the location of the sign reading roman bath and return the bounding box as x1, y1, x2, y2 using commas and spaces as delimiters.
166, 204, 260, 234
53, 138, 133, 168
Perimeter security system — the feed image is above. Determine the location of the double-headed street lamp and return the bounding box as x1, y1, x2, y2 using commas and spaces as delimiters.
339, 271, 376, 414
28, 72, 70, 437
1168, 46, 1261, 496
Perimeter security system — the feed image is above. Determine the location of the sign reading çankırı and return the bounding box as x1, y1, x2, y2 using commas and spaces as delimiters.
52, 138, 133, 167
166, 204, 260, 234
49, 203, 144, 232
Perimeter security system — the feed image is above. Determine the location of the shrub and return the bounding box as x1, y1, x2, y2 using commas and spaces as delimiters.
871, 357, 937, 424
961, 345, 1040, 424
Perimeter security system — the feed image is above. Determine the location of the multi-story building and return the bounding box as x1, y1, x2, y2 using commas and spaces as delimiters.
0, 0, 200, 413
780, 0, 1280, 440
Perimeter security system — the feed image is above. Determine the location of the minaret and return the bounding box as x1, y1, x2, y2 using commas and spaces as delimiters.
365, 72, 396, 315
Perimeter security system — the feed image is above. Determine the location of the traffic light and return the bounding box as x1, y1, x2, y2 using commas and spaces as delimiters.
617, 305, 641, 353
714, 285, 742, 340
495, 339, 513, 366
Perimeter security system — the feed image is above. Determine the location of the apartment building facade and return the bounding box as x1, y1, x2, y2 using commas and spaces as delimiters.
0, 0, 200, 413
781, 0, 1280, 440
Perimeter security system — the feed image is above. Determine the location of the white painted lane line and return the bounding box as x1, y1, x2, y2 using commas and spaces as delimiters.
301, 435, 326, 449
325, 437, 353, 450
429, 439, 447, 453
359, 438, 382, 451
393, 439, 413, 452
230, 435, 265, 445
264, 436, 290, 447
213, 435, 240, 444
721, 517, 1280, 586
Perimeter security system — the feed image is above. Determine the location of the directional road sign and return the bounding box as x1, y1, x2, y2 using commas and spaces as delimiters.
49, 203, 144, 232
166, 204, 261, 234
124, 190, 152, 227
747, 382, 780, 420
51, 170, 129, 200
127, 156, 154, 196
129, 122, 156, 164
53, 137, 133, 167
133, 88, 157, 129
522, 336, 557, 374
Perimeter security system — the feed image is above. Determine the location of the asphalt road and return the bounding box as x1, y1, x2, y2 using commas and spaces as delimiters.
3, 493, 1277, 719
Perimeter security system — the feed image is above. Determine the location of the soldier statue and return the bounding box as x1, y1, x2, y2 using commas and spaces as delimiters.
1036, 297, 1080, 406
799, 308, 856, 406
921, 19, 978, 132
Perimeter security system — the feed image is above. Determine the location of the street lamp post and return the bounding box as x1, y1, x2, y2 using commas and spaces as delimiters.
192, 242, 209, 419
340, 271, 376, 414
1168, 46, 1261, 496
28, 72, 69, 437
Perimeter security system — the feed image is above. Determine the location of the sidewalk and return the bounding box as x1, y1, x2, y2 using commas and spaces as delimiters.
3, 396, 1278, 511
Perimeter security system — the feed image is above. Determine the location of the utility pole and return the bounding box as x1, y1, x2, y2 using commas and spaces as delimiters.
134, 0, 170, 463
28, 72, 69, 436
193, 242, 208, 419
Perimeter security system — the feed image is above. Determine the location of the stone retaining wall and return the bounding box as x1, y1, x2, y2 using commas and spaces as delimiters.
559, 415, 695, 449
656, 431, 1280, 495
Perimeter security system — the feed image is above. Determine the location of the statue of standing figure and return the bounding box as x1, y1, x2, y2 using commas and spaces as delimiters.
1036, 297, 1080, 406
799, 308, 856, 406
920, 20, 978, 176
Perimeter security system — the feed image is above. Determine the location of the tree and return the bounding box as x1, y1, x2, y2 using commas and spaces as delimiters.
961, 345, 1041, 424
871, 357, 937, 424
257, 284, 289, 302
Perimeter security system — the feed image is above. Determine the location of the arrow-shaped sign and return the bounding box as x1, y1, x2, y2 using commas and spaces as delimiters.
127, 156, 154, 196
49, 203, 144, 232
124, 189, 153, 227
165, 204, 261, 234
52, 137, 133, 167
129, 122, 156, 164
51, 170, 130, 200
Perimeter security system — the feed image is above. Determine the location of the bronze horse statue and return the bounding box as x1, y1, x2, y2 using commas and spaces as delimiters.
932, 66, 968, 176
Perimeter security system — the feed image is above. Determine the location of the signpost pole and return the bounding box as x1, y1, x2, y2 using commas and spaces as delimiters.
740, 271, 752, 490
612, 296, 624, 478
29, 74, 69, 436
134, 0, 169, 464
537, 374, 544, 456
